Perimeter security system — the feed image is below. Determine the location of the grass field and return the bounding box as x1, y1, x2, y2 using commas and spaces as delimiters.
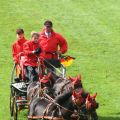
0, 0, 120, 120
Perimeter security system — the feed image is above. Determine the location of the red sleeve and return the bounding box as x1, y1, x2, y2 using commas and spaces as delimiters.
57, 33, 68, 54
23, 42, 33, 55
12, 43, 18, 64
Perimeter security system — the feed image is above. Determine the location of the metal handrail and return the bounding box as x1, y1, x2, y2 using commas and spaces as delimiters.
10, 64, 16, 84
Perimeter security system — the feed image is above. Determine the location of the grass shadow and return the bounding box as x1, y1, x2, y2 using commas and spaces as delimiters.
99, 116, 120, 120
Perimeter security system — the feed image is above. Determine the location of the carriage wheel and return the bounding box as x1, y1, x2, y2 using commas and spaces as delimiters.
10, 87, 14, 116
13, 97, 18, 120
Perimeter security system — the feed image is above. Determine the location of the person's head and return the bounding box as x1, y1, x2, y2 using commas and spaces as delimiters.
16, 28, 24, 40
31, 31, 40, 43
44, 20, 53, 33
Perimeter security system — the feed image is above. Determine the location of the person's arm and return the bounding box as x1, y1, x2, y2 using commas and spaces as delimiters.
23, 42, 41, 55
23, 42, 33, 56
57, 33, 68, 54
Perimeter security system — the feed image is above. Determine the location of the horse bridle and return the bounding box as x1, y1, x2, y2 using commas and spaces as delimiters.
60, 80, 72, 93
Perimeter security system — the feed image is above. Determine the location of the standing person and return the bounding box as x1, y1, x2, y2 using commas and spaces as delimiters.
23, 32, 41, 82
12, 28, 27, 64
39, 20, 68, 72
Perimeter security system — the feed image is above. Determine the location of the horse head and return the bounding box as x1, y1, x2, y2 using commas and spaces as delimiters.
86, 93, 99, 111
69, 74, 83, 90
72, 89, 86, 107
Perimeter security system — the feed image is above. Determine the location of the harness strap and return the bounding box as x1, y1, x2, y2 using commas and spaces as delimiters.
42, 103, 52, 119
44, 93, 77, 114
40, 56, 64, 77
61, 81, 71, 93
41, 97, 64, 120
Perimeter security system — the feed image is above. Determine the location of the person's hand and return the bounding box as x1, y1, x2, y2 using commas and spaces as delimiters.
33, 47, 41, 54
56, 50, 62, 55
18, 52, 24, 57
15, 62, 18, 66
56, 51, 62, 59
17, 52, 23, 58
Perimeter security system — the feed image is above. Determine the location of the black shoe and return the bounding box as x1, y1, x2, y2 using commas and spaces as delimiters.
14, 77, 20, 83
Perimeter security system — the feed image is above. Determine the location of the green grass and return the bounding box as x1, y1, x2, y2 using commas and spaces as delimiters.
0, 0, 120, 119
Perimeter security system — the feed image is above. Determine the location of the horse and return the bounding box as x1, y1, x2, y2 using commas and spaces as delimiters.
28, 89, 87, 120
76, 93, 99, 120
52, 75, 83, 97
27, 72, 83, 100
28, 78, 99, 120
27, 72, 54, 102
50, 75, 98, 120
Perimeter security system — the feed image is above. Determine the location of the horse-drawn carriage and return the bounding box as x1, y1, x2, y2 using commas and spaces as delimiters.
10, 55, 67, 120
10, 56, 99, 120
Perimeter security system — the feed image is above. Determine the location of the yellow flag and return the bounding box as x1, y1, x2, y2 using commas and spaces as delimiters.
60, 56, 75, 67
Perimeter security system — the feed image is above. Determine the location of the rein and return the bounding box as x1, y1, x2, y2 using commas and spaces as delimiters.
43, 93, 78, 114
61, 80, 71, 93
40, 56, 65, 77
29, 83, 44, 102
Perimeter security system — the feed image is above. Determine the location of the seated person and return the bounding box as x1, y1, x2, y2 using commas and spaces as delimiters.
12, 28, 27, 64
23, 32, 41, 82
12, 28, 28, 81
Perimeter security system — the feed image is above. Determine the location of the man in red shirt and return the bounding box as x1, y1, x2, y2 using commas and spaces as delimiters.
39, 20, 68, 72
23, 32, 41, 82
12, 28, 27, 64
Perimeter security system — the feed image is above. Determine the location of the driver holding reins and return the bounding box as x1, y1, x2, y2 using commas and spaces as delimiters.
39, 20, 68, 72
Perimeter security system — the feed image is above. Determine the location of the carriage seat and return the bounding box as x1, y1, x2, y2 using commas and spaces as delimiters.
11, 82, 27, 93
